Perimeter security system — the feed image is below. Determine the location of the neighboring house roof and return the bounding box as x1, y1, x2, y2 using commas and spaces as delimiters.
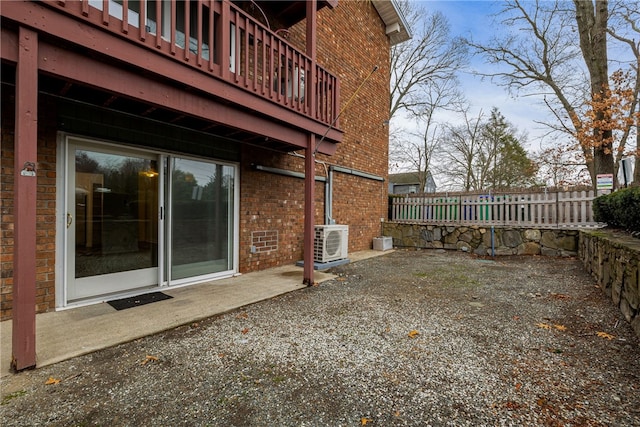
389, 172, 436, 194
371, 0, 412, 45
389, 172, 427, 185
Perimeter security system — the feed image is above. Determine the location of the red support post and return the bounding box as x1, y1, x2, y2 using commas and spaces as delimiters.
303, 0, 318, 286
306, 0, 317, 119
303, 135, 316, 286
12, 26, 39, 371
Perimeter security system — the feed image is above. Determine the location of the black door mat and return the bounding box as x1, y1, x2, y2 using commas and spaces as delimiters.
107, 292, 173, 311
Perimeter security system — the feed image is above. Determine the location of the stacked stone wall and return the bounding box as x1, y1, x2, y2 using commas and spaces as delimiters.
382, 223, 579, 257
579, 231, 640, 336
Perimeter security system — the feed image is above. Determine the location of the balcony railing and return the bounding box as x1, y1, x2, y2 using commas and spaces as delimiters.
40, 0, 340, 127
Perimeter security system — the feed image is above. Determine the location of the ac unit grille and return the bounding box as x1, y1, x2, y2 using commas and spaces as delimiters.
324, 230, 342, 256
314, 225, 348, 263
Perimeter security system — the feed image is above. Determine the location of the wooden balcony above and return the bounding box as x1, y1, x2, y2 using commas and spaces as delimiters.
1, 0, 343, 152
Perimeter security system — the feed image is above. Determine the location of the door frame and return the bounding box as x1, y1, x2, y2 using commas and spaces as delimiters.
164, 155, 240, 287
55, 133, 240, 309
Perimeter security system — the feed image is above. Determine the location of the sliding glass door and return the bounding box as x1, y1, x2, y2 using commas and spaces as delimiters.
66, 141, 160, 301
63, 138, 237, 304
169, 158, 235, 282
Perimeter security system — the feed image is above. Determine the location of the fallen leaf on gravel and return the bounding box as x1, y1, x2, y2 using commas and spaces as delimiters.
536, 323, 551, 330
504, 401, 520, 410
513, 316, 520, 321
596, 331, 615, 340
361, 417, 373, 425
45, 377, 60, 385
141, 355, 158, 365
515, 382, 522, 391
408, 330, 420, 338
241, 328, 250, 335
553, 324, 566, 331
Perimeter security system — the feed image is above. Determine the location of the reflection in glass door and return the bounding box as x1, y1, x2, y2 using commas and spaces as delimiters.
67, 142, 159, 301
170, 158, 235, 281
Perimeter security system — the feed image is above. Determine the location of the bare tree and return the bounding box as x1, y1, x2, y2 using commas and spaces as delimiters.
389, 0, 467, 120
440, 110, 485, 191
466, 0, 639, 189
389, 75, 464, 187
388, 0, 468, 189
389, 120, 441, 191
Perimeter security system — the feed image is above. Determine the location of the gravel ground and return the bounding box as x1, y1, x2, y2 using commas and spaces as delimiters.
1, 249, 639, 426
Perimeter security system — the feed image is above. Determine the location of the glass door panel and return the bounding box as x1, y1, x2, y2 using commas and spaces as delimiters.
67, 142, 159, 301
170, 158, 234, 281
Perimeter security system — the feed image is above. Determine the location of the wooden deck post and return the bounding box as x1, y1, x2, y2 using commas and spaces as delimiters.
12, 26, 39, 371
303, 135, 316, 286
303, 0, 318, 286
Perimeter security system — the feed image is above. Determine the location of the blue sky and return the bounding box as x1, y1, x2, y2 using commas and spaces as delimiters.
402, 0, 557, 152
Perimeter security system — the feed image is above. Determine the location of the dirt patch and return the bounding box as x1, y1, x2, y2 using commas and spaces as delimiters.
2, 250, 639, 426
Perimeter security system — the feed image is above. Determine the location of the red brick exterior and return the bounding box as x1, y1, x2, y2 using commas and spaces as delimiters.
1, 96, 58, 320
316, 1, 390, 248
0, 0, 392, 319
239, 1, 390, 273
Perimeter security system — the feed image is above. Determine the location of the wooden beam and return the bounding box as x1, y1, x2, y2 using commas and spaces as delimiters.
36, 41, 338, 154
303, 134, 316, 286
12, 26, 38, 372
303, 0, 319, 286
1, 26, 18, 62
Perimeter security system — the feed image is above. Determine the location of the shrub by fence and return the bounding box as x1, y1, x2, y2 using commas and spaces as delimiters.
593, 187, 640, 232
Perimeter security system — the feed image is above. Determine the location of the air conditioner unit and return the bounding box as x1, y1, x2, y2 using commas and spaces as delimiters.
314, 225, 348, 263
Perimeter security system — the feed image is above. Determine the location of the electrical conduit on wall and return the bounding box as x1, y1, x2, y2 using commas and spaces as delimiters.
251, 163, 384, 225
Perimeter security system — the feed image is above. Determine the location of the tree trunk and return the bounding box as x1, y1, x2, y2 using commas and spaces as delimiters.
635, 128, 640, 186
574, 0, 615, 189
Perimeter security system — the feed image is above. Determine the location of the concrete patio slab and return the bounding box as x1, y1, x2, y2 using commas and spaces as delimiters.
1, 250, 388, 377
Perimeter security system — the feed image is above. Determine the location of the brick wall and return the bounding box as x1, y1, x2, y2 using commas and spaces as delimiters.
1, 94, 57, 320
238, 1, 391, 273
239, 145, 325, 272
315, 0, 390, 251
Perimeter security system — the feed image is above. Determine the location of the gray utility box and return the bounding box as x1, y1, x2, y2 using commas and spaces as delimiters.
373, 237, 393, 251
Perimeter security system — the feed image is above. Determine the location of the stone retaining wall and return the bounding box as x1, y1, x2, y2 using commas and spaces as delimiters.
382, 223, 579, 257
579, 231, 640, 336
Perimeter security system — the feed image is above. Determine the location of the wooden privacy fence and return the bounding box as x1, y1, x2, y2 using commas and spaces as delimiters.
389, 190, 606, 228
